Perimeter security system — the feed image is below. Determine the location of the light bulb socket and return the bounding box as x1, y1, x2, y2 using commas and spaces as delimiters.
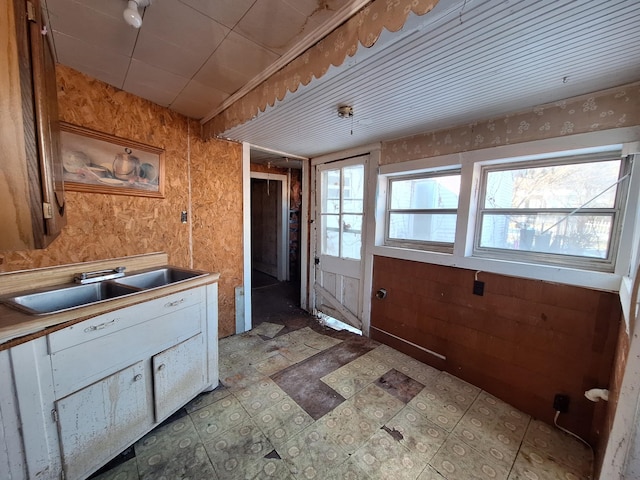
123, 1, 142, 28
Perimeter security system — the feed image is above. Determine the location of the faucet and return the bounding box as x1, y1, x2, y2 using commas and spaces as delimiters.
74, 266, 126, 284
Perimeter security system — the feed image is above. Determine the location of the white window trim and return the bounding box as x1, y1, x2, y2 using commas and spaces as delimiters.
385, 169, 461, 253
374, 127, 640, 293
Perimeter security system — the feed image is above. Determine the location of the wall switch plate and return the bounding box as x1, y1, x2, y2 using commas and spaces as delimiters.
473, 280, 485, 296
553, 394, 570, 413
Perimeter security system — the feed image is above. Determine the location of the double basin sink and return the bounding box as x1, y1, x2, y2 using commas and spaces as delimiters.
1, 267, 208, 316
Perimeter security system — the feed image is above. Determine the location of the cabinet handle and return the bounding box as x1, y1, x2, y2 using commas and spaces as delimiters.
164, 298, 185, 308
133, 374, 143, 382
157, 364, 166, 371
84, 319, 116, 333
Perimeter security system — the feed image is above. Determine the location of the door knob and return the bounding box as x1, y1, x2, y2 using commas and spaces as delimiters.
375, 288, 387, 300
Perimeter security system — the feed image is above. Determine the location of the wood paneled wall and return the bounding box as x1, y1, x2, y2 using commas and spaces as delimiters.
370, 255, 620, 446
0, 66, 243, 337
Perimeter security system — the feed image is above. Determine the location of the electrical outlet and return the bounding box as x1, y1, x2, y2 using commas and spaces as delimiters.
553, 394, 570, 413
473, 280, 485, 296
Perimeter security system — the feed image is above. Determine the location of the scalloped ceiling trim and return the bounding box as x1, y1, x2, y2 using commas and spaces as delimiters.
202, 0, 440, 138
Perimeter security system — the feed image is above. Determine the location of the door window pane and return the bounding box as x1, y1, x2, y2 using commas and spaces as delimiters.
342, 214, 362, 260
321, 214, 339, 256
343, 165, 364, 213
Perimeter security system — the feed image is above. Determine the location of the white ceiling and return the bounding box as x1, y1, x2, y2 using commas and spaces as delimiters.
42, 0, 366, 119
43, 0, 640, 160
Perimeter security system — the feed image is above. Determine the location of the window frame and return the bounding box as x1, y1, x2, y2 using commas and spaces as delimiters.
373, 130, 640, 292
472, 152, 631, 272
384, 168, 462, 253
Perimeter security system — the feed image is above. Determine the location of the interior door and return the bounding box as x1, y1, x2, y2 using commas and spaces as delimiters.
313, 156, 367, 330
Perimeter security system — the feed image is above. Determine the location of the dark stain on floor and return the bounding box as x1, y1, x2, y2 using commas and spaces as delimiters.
376, 369, 425, 404
271, 337, 379, 420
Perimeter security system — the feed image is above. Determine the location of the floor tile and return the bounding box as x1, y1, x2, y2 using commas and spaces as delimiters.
91, 457, 139, 480
368, 344, 440, 385
321, 353, 391, 399
279, 424, 350, 479
351, 429, 428, 480
376, 369, 425, 403
250, 321, 286, 338
271, 338, 378, 419
523, 419, 593, 476
184, 384, 232, 413
190, 395, 250, 441
134, 416, 217, 479
235, 377, 288, 416
352, 383, 406, 424
324, 459, 372, 479
418, 465, 447, 480
91, 294, 595, 480
429, 433, 509, 480
221, 367, 266, 390
452, 392, 530, 469
385, 406, 448, 462
317, 400, 381, 454
253, 397, 315, 448
204, 416, 274, 480
508, 442, 587, 480
253, 353, 295, 375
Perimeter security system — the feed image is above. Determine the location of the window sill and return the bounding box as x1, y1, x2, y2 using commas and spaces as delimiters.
371, 244, 622, 292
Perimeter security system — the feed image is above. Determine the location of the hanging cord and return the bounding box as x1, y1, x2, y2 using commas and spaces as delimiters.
553, 411, 593, 450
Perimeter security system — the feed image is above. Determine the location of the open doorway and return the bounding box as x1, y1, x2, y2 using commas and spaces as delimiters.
250, 173, 288, 285
249, 148, 305, 329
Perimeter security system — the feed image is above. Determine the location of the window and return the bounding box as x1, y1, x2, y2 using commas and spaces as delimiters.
386, 170, 461, 252
320, 164, 364, 260
475, 152, 630, 271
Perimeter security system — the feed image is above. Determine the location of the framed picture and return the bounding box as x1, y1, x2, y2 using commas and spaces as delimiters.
60, 122, 165, 198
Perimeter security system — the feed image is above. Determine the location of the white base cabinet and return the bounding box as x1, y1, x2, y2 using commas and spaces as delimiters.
1, 282, 218, 480
56, 361, 150, 480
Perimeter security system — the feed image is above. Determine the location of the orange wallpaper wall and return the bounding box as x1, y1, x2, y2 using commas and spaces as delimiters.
0, 66, 243, 337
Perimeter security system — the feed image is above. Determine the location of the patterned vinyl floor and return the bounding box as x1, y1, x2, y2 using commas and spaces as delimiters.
92, 317, 593, 480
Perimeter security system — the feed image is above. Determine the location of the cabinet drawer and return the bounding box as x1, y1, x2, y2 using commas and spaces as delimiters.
48, 287, 204, 354
51, 302, 203, 399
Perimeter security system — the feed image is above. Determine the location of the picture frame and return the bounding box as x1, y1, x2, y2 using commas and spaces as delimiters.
60, 122, 165, 198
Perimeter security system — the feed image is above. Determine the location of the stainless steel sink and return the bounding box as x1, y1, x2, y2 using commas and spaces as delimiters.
113, 267, 208, 290
1, 282, 140, 316
0, 266, 208, 316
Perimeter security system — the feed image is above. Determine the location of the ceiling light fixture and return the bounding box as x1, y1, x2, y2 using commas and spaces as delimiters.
337, 105, 354, 118
123, 0, 150, 28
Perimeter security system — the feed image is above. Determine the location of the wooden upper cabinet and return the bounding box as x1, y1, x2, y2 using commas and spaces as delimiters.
0, 0, 65, 251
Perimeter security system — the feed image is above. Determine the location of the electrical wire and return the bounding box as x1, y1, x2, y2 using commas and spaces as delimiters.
553, 410, 593, 450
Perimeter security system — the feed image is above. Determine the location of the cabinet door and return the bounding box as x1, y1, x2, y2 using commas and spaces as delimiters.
0, 0, 64, 251
55, 361, 151, 480
153, 334, 206, 422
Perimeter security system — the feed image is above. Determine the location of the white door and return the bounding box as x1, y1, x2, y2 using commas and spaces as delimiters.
312, 156, 367, 330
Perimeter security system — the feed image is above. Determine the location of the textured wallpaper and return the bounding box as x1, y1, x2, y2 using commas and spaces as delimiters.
382, 81, 640, 164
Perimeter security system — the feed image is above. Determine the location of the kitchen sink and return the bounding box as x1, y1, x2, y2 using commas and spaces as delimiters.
1, 282, 140, 316
113, 267, 208, 290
